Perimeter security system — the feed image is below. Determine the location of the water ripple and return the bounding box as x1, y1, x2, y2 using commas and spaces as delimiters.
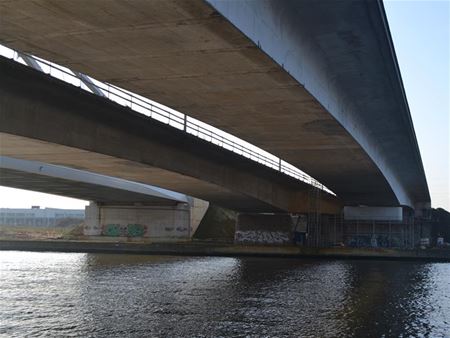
0, 251, 449, 337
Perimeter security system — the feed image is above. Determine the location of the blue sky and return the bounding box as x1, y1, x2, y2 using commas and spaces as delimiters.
0, 0, 448, 210
385, 0, 449, 209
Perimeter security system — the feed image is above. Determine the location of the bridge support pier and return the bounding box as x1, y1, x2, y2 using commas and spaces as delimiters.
84, 199, 208, 240
234, 206, 422, 249
342, 206, 418, 248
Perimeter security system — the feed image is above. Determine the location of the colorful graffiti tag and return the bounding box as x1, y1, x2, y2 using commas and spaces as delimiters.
127, 224, 145, 237
102, 224, 147, 237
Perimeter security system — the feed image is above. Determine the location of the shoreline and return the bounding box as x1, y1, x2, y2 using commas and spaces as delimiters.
1, 239, 450, 262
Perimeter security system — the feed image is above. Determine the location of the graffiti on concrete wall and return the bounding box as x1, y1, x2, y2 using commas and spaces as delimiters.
127, 224, 146, 237
234, 213, 294, 245
235, 230, 291, 245
102, 224, 147, 237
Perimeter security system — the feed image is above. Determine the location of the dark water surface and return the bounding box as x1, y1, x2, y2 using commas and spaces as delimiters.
0, 251, 449, 337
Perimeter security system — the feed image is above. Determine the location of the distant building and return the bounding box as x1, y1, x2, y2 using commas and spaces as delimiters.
0, 206, 85, 227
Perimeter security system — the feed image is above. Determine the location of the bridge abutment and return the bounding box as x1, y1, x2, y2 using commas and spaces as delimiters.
84, 199, 208, 240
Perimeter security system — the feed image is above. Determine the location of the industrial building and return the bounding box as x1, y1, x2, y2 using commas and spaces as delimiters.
0, 206, 84, 227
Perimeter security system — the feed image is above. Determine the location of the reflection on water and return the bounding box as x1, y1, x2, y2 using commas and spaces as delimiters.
0, 251, 449, 337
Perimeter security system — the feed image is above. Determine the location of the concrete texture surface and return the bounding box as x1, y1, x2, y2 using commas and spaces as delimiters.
0, 0, 430, 208
0, 57, 340, 213
193, 205, 237, 241
190, 198, 209, 235
235, 213, 294, 245
84, 202, 195, 239
0, 156, 189, 205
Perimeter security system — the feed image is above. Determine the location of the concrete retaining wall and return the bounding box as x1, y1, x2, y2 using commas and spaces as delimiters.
235, 213, 293, 245
100, 205, 190, 238
84, 199, 208, 240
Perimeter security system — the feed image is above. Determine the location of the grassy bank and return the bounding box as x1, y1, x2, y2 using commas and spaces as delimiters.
0, 223, 84, 241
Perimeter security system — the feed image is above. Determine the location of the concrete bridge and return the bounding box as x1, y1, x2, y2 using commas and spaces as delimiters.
0, 156, 189, 205
0, 1, 430, 222
0, 57, 339, 215
0, 155, 210, 239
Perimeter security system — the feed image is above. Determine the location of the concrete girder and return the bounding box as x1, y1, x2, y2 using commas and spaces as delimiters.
0, 57, 341, 214
0, 0, 429, 208
0, 156, 189, 205
206, 0, 430, 209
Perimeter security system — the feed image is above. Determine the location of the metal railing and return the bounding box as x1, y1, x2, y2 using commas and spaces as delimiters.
7, 49, 333, 194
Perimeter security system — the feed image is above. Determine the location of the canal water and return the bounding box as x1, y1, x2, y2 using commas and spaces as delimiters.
0, 251, 449, 337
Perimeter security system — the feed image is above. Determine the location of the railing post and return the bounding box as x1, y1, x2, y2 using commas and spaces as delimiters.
17, 52, 44, 72
183, 115, 187, 132
278, 158, 282, 171
74, 71, 106, 97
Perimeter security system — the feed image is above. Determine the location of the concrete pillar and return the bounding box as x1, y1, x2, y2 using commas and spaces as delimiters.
84, 202, 101, 236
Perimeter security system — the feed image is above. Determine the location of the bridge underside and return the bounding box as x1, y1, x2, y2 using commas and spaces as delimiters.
0, 58, 341, 214
0, 157, 188, 205
0, 167, 174, 206
0, 0, 430, 208
0, 133, 278, 213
